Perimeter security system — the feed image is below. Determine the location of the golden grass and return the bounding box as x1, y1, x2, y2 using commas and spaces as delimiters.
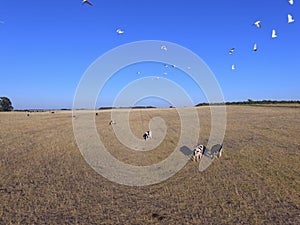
0, 106, 299, 224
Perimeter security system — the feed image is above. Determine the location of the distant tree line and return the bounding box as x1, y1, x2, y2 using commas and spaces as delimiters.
195, 99, 300, 107
98, 106, 156, 110
2, 96, 298, 112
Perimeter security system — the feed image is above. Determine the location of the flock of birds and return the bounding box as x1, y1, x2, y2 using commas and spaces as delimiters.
229, 0, 296, 71
82, 0, 126, 34
81, 0, 297, 73
82, 0, 300, 74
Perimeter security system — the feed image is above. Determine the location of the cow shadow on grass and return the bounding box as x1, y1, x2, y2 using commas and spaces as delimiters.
180, 146, 193, 157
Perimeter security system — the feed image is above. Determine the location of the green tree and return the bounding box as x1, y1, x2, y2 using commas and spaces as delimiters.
0, 97, 13, 111
247, 99, 254, 104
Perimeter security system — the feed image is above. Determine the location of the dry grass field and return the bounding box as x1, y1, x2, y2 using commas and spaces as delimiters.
0, 105, 299, 224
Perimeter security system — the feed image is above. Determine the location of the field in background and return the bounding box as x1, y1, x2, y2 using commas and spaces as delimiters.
0, 105, 299, 224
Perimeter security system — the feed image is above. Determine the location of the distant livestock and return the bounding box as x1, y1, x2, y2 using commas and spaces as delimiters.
109, 120, 116, 125
143, 130, 152, 141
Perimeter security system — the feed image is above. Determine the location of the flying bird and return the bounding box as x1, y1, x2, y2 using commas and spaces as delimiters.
231, 64, 235, 71
271, 29, 277, 38
253, 43, 258, 51
161, 45, 168, 51
152, 77, 160, 80
82, 0, 93, 6
116, 28, 124, 34
254, 20, 262, 28
136, 71, 141, 75
229, 48, 235, 55
288, 0, 294, 5
288, 14, 295, 23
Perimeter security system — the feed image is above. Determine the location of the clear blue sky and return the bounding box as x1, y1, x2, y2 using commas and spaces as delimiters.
0, 0, 299, 109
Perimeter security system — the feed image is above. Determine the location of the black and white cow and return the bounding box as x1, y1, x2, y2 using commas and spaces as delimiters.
210, 144, 223, 159
109, 120, 116, 125
191, 145, 205, 161
143, 130, 152, 141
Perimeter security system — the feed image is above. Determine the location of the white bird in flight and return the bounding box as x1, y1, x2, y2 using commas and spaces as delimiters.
82, 0, 93, 6
231, 64, 235, 71
253, 43, 258, 51
229, 48, 235, 55
271, 29, 277, 38
288, 0, 294, 5
116, 28, 124, 34
161, 45, 168, 51
136, 71, 141, 75
254, 20, 262, 28
288, 14, 295, 23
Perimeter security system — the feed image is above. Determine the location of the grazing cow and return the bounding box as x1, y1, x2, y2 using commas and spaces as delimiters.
191, 145, 205, 161
143, 130, 152, 141
216, 146, 223, 158
210, 144, 223, 159
109, 120, 116, 125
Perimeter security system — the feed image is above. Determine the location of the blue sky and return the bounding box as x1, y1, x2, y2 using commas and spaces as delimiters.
0, 0, 299, 109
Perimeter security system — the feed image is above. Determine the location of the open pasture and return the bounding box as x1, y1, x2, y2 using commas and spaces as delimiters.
0, 105, 299, 224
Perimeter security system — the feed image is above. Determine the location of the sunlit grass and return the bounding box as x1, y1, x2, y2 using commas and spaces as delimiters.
0, 105, 299, 224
